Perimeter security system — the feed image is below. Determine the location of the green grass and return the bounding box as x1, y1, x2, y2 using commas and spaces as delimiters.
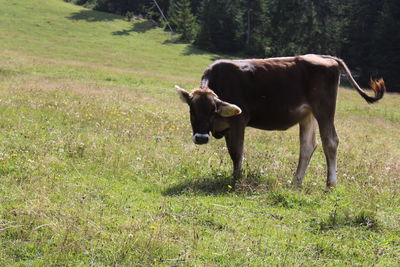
1, 0, 399, 265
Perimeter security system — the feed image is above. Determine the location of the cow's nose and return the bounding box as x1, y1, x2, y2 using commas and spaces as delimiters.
192, 133, 210, 145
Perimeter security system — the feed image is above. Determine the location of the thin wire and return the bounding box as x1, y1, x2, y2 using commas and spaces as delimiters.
152, 0, 174, 33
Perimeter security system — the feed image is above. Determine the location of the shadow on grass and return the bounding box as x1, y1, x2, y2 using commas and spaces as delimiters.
162, 175, 233, 196
162, 170, 268, 196
132, 20, 157, 33
112, 20, 158, 35
67, 10, 120, 22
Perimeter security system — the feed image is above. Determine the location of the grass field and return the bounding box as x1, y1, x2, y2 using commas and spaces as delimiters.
0, 0, 399, 265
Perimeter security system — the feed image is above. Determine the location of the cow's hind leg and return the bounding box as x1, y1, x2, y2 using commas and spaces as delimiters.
318, 120, 339, 188
312, 100, 339, 188
310, 76, 340, 188
293, 114, 318, 188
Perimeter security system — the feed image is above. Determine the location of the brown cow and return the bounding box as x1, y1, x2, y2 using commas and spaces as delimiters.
176, 54, 385, 188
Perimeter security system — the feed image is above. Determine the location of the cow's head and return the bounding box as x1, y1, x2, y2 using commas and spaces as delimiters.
176, 85, 242, 145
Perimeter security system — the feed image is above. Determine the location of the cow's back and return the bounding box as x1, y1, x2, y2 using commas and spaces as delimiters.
201, 55, 340, 130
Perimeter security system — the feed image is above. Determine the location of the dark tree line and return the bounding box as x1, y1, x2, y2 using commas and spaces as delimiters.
67, 0, 400, 92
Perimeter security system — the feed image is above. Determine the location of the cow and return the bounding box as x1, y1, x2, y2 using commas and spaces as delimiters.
176, 54, 385, 188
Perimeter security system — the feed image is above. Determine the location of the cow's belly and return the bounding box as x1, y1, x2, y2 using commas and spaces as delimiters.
247, 103, 311, 131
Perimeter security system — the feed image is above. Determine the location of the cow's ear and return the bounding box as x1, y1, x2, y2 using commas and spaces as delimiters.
175, 85, 191, 104
217, 100, 242, 117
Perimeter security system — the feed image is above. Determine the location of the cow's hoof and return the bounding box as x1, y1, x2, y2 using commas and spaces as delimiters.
323, 185, 336, 192
230, 177, 239, 187
290, 179, 303, 190
293, 184, 303, 191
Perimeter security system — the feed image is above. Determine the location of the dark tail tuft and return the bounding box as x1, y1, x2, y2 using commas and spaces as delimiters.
367, 78, 386, 103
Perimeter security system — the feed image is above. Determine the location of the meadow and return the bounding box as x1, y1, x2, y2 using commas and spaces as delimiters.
0, 0, 399, 265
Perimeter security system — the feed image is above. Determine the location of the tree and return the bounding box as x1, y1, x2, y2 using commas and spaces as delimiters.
244, 0, 270, 56
195, 0, 244, 53
169, 0, 197, 41
370, 0, 400, 90
267, 0, 309, 56
341, 0, 384, 80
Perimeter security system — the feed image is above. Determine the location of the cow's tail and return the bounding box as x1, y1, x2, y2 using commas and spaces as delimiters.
324, 56, 386, 103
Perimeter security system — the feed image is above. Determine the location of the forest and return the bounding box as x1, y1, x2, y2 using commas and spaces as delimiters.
66, 0, 400, 92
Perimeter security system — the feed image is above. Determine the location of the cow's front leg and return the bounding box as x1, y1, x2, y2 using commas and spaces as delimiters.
224, 126, 245, 183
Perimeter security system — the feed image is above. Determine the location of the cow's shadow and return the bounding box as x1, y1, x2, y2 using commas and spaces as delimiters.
162, 175, 233, 196
162, 171, 266, 196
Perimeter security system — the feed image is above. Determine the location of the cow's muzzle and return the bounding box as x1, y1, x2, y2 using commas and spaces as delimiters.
192, 133, 210, 145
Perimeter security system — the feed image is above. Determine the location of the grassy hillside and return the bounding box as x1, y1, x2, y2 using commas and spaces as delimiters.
0, 0, 399, 265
